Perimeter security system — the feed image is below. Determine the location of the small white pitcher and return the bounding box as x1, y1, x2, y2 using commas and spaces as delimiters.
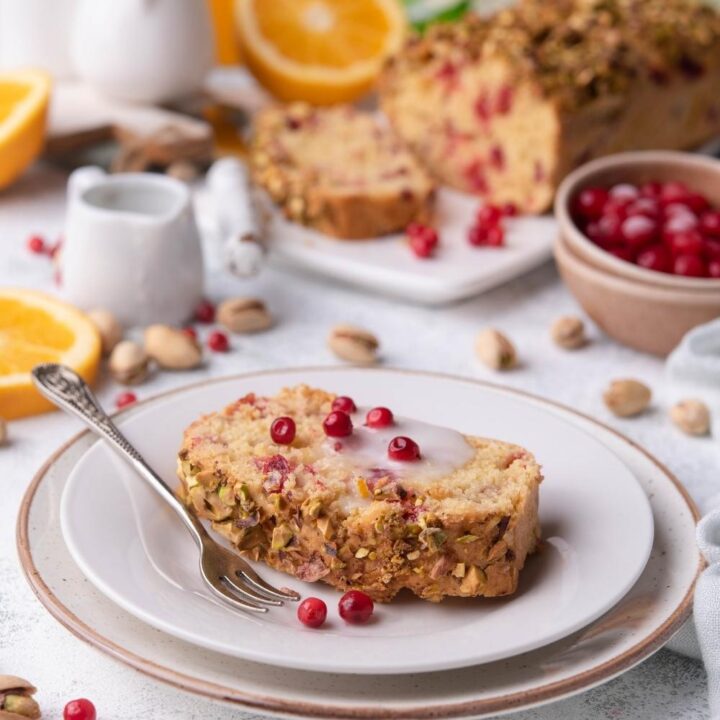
63, 167, 204, 327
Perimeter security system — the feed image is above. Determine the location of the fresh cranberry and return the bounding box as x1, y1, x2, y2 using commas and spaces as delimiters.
663, 213, 698, 242
637, 245, 672, 273
116, 392, 137, 409
323, 411, 353, 438
407, 223, 439, 258
602, 197, 631, 220
625, 198, 659, 219
338, 590, 374, 624
182, 326, 197, 340
297, 597, 327, 628
270, 416, 296, 444
620, 215, 657, 248
575, 187, 609, 219
704, 240, 720, 261
660, 181, 691, 205
685, 193, 710, 214
640, 181, 662, 198
669, 230, 704, 256
194, 299, 215, 323
501, 202, 518, 217
609, 247, 635, 263
27, 234, 46, 254
366, 407, 394, 428
63, 698, 96, 720
700, 211, 720, 238
609, 183, 639, 202
595, 215, 623, 245
207, 330, 229, 352
332, 396, 357, 413
674, 254, 708, 277
476, 204, 503, 227
663, 202, 697, 219
709, 260, 720, 278
468, 224, 504, 247
388, 436, 420, 461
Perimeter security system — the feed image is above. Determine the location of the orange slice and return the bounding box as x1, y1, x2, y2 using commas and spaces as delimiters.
235, 0, 406, 105
0, 289, 101, 419
0, 70, 50, 190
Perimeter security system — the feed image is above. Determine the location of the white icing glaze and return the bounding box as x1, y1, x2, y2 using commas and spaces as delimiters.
324, 408, 474, 512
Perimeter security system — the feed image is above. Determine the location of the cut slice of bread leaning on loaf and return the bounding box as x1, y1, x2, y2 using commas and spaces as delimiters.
250, 103, 436, 239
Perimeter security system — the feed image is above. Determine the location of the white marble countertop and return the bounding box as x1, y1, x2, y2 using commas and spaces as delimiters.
0, 167, 714, 719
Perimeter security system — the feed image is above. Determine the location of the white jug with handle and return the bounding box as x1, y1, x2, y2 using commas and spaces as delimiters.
70, 0, 213, 104
63, 167, 205, 327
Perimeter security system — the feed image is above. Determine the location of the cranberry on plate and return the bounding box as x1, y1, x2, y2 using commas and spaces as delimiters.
207, 330, 229, 352
406, 223, 439, 259
572, 180, 720, 280
338, 590, 374, 624
298, 597, 327, 628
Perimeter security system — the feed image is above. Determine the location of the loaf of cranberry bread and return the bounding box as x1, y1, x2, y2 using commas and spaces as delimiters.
177, 385, 542, 602
249, 103, 435, 239
380, 0, 720, 213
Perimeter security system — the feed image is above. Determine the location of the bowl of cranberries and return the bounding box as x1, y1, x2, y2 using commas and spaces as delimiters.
554, 151, 720, 355
557, 151, 720, 286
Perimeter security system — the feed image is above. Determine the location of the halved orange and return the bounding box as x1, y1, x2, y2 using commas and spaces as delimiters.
235, 0, 406, 105
0, 70, 50, 190
0, 289, 101, 419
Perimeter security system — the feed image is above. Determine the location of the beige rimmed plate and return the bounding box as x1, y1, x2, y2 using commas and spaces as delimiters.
18, 369, 701, 719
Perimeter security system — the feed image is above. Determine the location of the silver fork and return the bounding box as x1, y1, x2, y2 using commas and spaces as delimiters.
32, 363, 299, 614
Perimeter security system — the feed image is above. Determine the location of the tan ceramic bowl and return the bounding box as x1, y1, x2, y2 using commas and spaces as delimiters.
554, 237, 720, 356
555, 150, 720, 292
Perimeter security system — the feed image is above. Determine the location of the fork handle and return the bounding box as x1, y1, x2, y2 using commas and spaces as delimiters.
32, 364, 207, 548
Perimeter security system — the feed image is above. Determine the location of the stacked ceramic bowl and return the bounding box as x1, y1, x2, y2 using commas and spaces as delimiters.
554, 151, 720, 356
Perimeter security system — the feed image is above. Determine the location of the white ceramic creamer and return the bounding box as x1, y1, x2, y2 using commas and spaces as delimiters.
63, 166, 204, 327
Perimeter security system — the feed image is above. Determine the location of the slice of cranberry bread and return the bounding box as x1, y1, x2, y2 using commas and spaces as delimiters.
249, 103, 435, 239
177, 385, 542, 603
379, 0, 720, 213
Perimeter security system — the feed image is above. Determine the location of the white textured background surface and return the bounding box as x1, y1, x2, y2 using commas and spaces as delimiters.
0, 167, 714, 719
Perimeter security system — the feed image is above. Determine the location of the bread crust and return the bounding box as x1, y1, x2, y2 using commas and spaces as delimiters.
177, 385, 542, 602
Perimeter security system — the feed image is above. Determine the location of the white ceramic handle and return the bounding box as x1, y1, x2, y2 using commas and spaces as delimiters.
67, 166, 106, 203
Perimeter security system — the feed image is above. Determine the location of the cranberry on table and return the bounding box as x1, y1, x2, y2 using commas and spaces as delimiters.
297, 597, 327, 628
331, 396, 357, 413
366, 406, 394, 428
116, 391, 137, 409
207, 330, 229, 352
388, 436, 421, 462
63, 698, 96, 720
270, 416, 296, 445
323, 410, 353, 438
338, 590, 374, 624
674, 254, 708, 277
27, 234, 46, 254
194, 298, 215, 323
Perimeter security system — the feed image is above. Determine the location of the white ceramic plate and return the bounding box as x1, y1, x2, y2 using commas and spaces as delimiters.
268, 189, 556, 305
20, 370, 700, 719
59, 369, 653, 675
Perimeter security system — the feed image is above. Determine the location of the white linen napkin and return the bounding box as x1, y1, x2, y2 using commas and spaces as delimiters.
665, 319, 720, 716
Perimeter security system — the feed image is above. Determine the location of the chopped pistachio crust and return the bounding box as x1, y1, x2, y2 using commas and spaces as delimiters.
249, 103, 435, 240
177, 385, 542, 602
